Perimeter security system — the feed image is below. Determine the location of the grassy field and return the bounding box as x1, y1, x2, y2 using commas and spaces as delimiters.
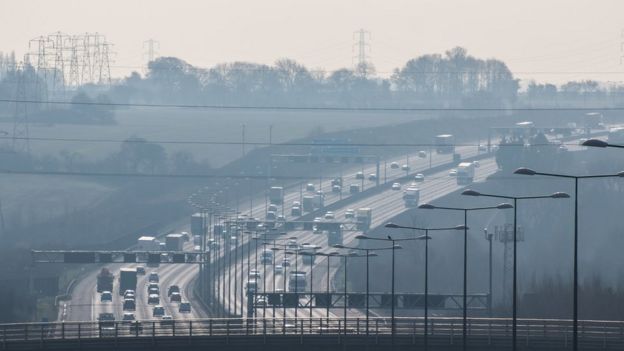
0, 108, 434, 167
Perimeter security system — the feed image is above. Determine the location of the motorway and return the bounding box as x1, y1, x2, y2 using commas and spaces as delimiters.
64, 130, 598, 325
65, 141, 487, 323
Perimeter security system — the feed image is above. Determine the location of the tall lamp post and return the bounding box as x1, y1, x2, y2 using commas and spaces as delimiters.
355, 234, 411, 338
514, 167, 624, 351
384, 223, 467, 351
418, 202, 513, 351
333, 244, 393, 334
461, 189, 570, 351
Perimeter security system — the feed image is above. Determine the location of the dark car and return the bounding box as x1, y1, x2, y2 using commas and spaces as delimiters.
168, 285, 180, 297
170, 292, 182, 303
179, 302, 191, 313
123, 298, 136, 311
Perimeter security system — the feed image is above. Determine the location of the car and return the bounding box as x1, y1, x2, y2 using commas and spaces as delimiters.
249, 270, 262, 279
559, 145, 568, 152
355, 171, 364, 179
414, 174, 425, 182
349, 184, 360, 194
390, 162, 399, 169
266, 211, 276, 220
136, 266, 146, 275
245, 280, 258, 295
324, 211, 335, 220
179, 302, 191, 313
160, 315, 174, 325
123, 299, 136, 311
129, 321, 143, 333
449, 169, 457, 177
478, 145, 487, 152
287, 240, 298, 250
268, 204, 278, 212
209, 239, 220, 248
148, 294, 160, 305
230, 235, 238, 244
391, 183, 401, 190
168, 285, 180, 297
306, 183, 315, 192
291, 206, 301, 216
332, 185, 341, 193
313, 217, 322, 223
152, 306, 165, 317
98, 312, 114, 322
122, 312, 135, 324
277, 215, 286, 222
124, 290, 135, 299
368, 173, 377, 181
418, 150, 427, 158
282, 258, 291, 267
401, 164, 410, 171
147, 283, 159, 292
256, 296, 267, 306
170, 292, 182, 302
473, 161, 480, 168
274, 265, 284, 274
148, 272, 159, 283
100, 291, 112, 302
331, 178, 342, 186
345, 209, 355, 219
292, 201, 301, 207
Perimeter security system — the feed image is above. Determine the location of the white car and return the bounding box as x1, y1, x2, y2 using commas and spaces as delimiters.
391, 183, 401, 190
449, 169, 458, 177
249, 270, 262, 279
390, 162, 399, 169
324, 212, 335, 220
414, 174, 425, 182
418, 151, 427, 158
368, 174, 377, 181
292, 201, 301, 207
313, 217, 322, 223
345, 209, 355, 219
401, 164, 410, 171
355, 171, 364, 179
274, 265, 284, 274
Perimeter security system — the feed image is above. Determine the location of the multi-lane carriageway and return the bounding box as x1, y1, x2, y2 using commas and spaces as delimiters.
64, 142, 487, 323
65, 132, 592, 325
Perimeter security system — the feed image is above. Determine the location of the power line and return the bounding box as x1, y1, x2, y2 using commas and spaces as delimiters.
0, 168, 602, 181
1, 98, 624, 112
0, 136, 593, 148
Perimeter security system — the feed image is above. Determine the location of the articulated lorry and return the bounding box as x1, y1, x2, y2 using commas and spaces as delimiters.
269, 186, 284, 205
457, 162, 475, 185
356, 208, 372, 231
403, 187, 420, 207
118, 268, 137, 295
96, 268, 114, 293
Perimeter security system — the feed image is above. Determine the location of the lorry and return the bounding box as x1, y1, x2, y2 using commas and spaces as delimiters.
300, 244, 317, 265
118, 268, 137, 296
137, 236, 160, 251
260, 249, 273, 264
356, 208, 372, 231
328, 229, 343, 247
435, 134, 455, 154
313, 193, 325, 209
402, 187, 420, 207
269, 186, 284, 205
288, 271, 307, 292
165, 233, 185, 251
96, 268, 114, 293
302, 195, 315, 212
190, 213, 204, 236
457, 162, 475, 185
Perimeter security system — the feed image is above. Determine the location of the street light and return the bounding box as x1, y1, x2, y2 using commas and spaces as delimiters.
300, 246, 322, 325
514, 167, 624, 351
313, 252, 340, 319
355, 234, 409, 339
333, 243, 387, 334
418, 202, 512, 351
461, 188, 569, 351
384, 223, 466, 351
582, 138, 624, 149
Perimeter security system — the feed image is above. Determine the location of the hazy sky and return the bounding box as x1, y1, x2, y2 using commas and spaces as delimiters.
1, 0, 623, 84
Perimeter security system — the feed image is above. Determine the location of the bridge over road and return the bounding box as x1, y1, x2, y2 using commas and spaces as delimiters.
2, 317, 622, 350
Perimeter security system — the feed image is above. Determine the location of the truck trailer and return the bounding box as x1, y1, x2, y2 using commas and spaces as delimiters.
403, 187, 420, 207
118, 268, 137, 295
165, 233, 185, 251
96, 268, 114, 293
356, 208, 372, 231
457, 162, 475, 185
269, 186, 284, 205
